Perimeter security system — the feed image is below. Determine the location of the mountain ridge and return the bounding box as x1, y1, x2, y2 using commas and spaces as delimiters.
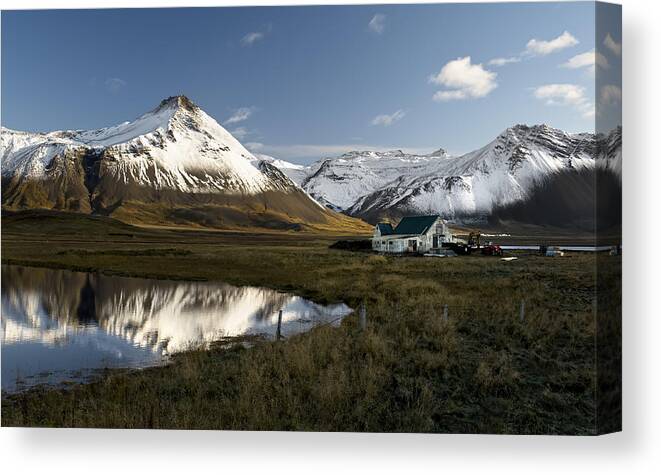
268, 124, 622, 225
1, 96, 621, 230
1, 96, 369, 232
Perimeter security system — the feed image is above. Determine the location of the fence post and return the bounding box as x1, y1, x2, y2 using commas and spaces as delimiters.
443, 304, 449, 322
359, 302, 367, 331
519, 299, 525, 322
276, 309, 283, 340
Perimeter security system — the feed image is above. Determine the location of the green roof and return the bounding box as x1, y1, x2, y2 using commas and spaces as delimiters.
393, 215, 440, 235
376, 223, 394, 235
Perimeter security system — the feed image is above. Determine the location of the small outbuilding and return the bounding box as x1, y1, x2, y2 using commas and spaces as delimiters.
372, 215, 457, 254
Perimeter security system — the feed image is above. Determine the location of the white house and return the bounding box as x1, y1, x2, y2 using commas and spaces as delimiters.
372, 215, 456, 254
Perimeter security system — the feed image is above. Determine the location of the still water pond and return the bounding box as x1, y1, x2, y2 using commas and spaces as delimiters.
1, 264, 352, 392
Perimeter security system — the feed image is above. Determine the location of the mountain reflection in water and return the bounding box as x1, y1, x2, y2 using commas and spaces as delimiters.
1, 265, 351, 392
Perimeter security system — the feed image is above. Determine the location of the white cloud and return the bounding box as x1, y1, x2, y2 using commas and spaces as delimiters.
600, 85, 622, 106
525, 31, 579, 56
371, 109, 406, 127
230, 127, 250, 140
368, 14, 386, 34
429, 56, 497, 101
582, 104, 595, 119
488, 56, 521, 67
105, 77, 126, 93
245, 142, 265, 151
533, 83, 594, 118
561, 49, 609, 73
488, 31, 579, 68
603, 33, 621, 57
241, 31, 264, 46
534, 84, 585, 105
432, 90, 467, 101
224, 107, 254, 125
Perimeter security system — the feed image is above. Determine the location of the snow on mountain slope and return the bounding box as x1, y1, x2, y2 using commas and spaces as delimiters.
1, 96, 369, 231
1, 126, 89, 181
596, 126, 622, 176
251, 153, 309, 186
300, 148, 450, 210
94, 98, 276, 194
2, 97, 620, 229
351, 124, 597, 219
270, 124, 621, 223
2, 96, 273, 195
72, 102, 179, 148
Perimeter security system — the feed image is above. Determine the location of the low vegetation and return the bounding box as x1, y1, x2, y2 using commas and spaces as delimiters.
1, 211, 620, 433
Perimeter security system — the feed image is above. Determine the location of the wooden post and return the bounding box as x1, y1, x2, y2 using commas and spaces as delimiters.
359, 302, 367, 331
443, 304, 449, 322
276, 309, 283, 340
519, 299, 525, 322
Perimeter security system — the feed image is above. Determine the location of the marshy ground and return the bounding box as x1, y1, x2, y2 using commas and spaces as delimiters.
0, 210, 620, 433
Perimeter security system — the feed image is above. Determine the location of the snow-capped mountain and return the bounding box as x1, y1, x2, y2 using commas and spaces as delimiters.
300, 148, 450, 212
1, 96, 366, 231
2, 97, 275, 193
2, 98, 621, 229
595, 126, 622, 176
251, 153, 309, 186
272, 124, 621, 223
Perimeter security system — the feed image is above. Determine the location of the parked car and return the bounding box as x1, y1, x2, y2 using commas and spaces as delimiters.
442, 242, 472, 255
481, 244, 503, 256
545, 246, 565, 257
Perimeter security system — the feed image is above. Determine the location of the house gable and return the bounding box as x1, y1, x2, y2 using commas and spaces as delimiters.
376, 223, 394, 236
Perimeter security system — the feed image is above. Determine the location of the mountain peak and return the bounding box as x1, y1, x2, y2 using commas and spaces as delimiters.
511, 123, 592, 141
429, 148, 448, 157
507, 123, 553, 135
156, 95, 198, 113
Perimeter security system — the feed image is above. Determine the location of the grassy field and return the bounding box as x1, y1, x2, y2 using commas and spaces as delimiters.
0, 210, 620, 434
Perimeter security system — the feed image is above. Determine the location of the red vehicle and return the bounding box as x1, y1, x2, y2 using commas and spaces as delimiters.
481, 244, 503, 256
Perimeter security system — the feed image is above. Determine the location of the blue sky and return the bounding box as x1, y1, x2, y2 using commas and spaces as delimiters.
1, 3, 621, 164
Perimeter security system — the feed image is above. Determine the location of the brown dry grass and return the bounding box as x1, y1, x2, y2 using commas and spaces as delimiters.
0, 211, 619, 434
